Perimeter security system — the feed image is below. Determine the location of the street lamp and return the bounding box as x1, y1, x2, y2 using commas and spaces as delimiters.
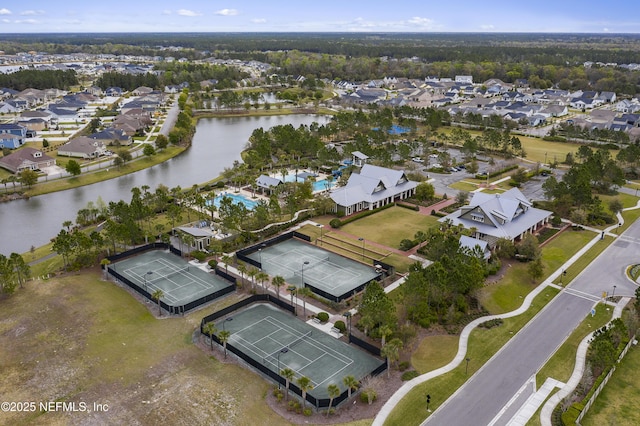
544, 152, 548, 164
465, 357, 471, 375
143, 271, 153, 291
343, 311, 352, 337
287, 285, 297, 315
358, 237, 365, 261
222, 317, 233, 331
277, 348, 289, 389
316, 223, 323, 246
301, 260, 309, 286
612, 285, 617, 300
258, 248, 262, 269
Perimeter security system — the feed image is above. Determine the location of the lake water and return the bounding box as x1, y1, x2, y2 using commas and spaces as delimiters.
0, 114, 329, 255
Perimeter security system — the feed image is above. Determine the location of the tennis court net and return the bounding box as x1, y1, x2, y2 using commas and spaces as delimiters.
263, 330, 313, 364
292, 256, 329, 281
147, 266, 189, 285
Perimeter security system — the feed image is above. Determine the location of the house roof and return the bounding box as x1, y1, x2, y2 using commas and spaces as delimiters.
0, 147, 54, 172
330, 164, 417, 207
256, 174, 283, 189
352, 151, 369, 160
59, 136, 105, 154
459, 235, 490, 259
176, 226, 213, 238
440, 188, 552, 241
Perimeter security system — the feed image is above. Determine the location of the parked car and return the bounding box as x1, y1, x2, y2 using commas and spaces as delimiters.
412, 157, 425, 163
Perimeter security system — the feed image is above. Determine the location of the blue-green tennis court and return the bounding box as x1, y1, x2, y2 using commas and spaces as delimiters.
245, 239, 380, 301
217, 303, 384, 399
110, 250, 233, 307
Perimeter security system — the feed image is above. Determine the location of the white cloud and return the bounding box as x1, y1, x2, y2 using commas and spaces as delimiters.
2, 18, 9, 23
15, 19, 38, 24
20, 10, 45, 16
162, 10, 172, 15
0, 8, 12, 15
407, 16, 434, 27
216, 9, 238, 16
480, 24, 495, 30
177, 9, 202, 17
251, 18, 266, 24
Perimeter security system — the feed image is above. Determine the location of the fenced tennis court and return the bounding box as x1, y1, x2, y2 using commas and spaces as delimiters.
207, 303, 384, 404
243, 238, 381, 301
108, 249, 234, 313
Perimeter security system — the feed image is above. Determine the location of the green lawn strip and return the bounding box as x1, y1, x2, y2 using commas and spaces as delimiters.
448, 181, 478, 192
482, 228, 597, 314
24, 146, 185, 197
553, 236, 615, 285
411, 335, 459, 374
580, 335, 640, 426
339, 206, 440, 248
384, 288, 559, 426
384, 253, 417, 274
597, 192, 638, 211
535, 303, 611, 389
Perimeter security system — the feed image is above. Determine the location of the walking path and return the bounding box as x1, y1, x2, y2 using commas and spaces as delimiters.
373, 214, 631, 426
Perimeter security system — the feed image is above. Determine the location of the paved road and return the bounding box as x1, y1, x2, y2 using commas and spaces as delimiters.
424, 219, 640, 426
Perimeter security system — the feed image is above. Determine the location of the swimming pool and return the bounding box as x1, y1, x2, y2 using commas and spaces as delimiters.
208, 193, 259, 210
313, 179, 335, 192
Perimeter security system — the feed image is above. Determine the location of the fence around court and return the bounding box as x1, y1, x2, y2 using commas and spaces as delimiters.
236, 231, 311, 269
104, 243, 233, 315
200, 295, 387, 409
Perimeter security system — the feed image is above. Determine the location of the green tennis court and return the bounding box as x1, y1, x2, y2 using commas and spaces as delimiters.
111, 250, 233, 307
217, 303, 384, 399
246, 239, 380, 300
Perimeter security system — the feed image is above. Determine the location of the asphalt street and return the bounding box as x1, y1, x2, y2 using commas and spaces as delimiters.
424, 218, 640, 425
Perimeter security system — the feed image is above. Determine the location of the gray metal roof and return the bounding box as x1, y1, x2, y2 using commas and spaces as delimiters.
256, 174, 283, 189
330, 164, 417, 207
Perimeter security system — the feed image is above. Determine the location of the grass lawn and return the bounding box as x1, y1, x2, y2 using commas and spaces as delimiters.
482, 227, 597, 314
517, 135, 583, 164
535, 302, 611, 388
339, 206, 440, 248
384, 288, 559, 426
0, 273, 291, 425
580, 341, 640, 426
24, 145, 186, 197
449, 181, 478, 192
411, 335, 459, 374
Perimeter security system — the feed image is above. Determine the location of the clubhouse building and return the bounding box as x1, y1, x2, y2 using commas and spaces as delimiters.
330, 164, 417, 216
440, 188, 552, 247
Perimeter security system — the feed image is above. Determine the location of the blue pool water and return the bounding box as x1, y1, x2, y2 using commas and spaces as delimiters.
208, 193, 259, 210
279, 173, 335, 192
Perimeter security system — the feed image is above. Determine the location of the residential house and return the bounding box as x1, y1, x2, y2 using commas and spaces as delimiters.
90, 128, 132, 146
330, 164, 417, 216
540, 105, 568, 117
57, 136, 107, 159
439, 188, 552, 247
132, 86, 154, 96
17, 118, 47, 132
0, 123, 26, 149
455, 75, 474, 84
0, 101, 20, 114
0, 147, 55, 173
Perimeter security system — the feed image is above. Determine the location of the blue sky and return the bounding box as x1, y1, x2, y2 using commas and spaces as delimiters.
0, 1, 638, 33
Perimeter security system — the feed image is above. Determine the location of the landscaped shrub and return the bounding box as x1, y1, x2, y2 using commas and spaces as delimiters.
303, 408, 312, 416
399, 238, 418, 251
396, 201, 420, 211
207, 259, 218, 269
334, 320, 346, 333
316, 312, 330, 323
401, 370, 419, 381
329, 218, 342, 228
398, 361, 410, 371
191, 251, 207, 262
479, 318, 503, 329
360, 389, 377, 404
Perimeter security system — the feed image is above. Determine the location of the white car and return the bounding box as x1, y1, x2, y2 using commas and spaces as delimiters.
429, 154, 439, 158
412, 157, 425, 163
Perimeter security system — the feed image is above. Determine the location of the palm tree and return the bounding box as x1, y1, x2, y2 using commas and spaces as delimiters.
271, 275, 285, 300
281, 368, 295, 401
327, 383, 340, 416
221, 254, 233, 274
297, 286, 313, 319
378, 325, 393, 347
100, 258, 111, 279
202, 322, 217, 351
343, 375, 359, 399
380, 338, 403, 378
152, 289, 164, 316
256, 271, 269, 293
236, 262, 247, 288
218, 330, 231, 358
247, 267, 258, 292
296, 376, 314, 409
